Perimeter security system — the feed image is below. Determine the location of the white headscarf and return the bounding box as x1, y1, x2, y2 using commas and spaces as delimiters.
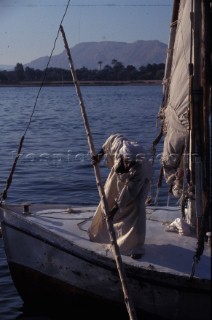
102, 133, 128, 168
103, 133, 125, 154
119, 140, 146, 162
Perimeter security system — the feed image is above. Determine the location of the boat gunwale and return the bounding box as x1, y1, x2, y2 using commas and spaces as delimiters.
1, 205, 210, 294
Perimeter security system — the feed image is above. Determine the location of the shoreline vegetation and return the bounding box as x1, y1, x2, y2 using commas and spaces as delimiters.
0, 80, 162, 87
0, 61, 165, 87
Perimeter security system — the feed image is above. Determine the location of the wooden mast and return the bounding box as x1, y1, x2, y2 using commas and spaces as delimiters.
59, 25, 137, 320
190, 0, 211, 238
190, 0, 203, 237
188, 0, 212, 266
201, 0, 212, 234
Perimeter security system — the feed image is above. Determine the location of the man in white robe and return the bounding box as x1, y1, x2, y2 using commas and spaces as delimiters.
88, 134, 153, 259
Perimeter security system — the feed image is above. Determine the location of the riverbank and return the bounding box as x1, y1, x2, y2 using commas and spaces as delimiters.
0, 80, 162, 87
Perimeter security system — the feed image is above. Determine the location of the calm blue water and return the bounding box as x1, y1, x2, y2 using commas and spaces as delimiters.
0, 85, 177, 319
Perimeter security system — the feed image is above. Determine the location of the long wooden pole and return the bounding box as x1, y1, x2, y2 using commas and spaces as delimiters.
59, 25, 137, 320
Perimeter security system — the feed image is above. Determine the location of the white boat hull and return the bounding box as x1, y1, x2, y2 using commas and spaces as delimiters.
0, 204, 210, 320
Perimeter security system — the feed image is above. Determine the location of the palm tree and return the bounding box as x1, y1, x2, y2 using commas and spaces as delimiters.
98, 61, 103, 71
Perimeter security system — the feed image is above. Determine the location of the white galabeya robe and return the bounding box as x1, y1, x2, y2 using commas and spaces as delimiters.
88, 135, 153, 256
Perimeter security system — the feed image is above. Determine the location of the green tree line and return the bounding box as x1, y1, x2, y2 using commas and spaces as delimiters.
0, 60, 165, 84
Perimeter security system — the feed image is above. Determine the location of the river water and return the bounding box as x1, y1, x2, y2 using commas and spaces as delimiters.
0, 84, 177, 319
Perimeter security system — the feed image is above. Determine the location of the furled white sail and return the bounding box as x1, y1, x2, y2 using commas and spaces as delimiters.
160, 0, 192, 198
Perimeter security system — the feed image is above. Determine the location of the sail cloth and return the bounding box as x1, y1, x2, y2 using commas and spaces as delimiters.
88, 134, 153, 256
160, 0, 192, 197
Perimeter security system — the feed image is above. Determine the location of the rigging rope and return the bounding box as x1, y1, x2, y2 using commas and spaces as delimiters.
0, 0, 71, 203
24, 0, 71, 136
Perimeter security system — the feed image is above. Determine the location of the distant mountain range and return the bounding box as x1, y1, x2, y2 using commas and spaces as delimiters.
23, 40, 167, 70
0, 40, 167, 71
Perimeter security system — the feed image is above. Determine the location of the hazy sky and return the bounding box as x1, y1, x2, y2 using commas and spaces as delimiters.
1, 0, 173, 66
